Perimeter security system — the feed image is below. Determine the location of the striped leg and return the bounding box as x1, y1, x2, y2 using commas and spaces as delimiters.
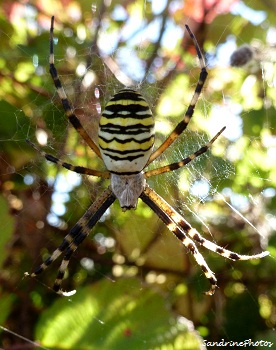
140, 185, 269, 295
140, 186, 218, 295
26, 140, 110, 179
145, 126, 226, 178
147, 24, 207, 165
170, 212, 269, 261
143, 186, 269, 260
31, 187, 116, 294
49, 16, 102, 159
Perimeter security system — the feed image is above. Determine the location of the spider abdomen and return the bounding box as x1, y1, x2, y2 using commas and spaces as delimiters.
98, 89, 154, 174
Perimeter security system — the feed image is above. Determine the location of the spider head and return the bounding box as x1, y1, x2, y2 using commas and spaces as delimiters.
110, 173, 146, 211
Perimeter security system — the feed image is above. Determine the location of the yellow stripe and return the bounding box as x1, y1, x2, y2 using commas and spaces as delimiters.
99, 138, 154, 152
100, 116, 153, 127
106, 99, 149, 107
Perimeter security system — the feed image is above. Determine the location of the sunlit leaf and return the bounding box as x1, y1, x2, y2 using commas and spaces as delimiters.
36, 278, 204, 350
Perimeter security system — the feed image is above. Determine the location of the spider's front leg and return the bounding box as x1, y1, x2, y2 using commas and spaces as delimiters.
49, 16, 102, 159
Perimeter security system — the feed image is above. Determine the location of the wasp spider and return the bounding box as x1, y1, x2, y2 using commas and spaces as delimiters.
28, 17, 269, 296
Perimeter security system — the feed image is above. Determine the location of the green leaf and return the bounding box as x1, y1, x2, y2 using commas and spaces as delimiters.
36, 278, 204, 350
0, 293, 16, 325
0, 195, 15, 268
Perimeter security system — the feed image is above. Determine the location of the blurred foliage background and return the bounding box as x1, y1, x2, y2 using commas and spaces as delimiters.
0, 0, 276, 349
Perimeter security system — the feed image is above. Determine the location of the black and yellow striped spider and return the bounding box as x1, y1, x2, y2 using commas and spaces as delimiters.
28, 16, 269, 296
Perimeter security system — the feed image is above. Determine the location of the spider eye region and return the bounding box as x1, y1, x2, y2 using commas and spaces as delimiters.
110, 173, 146, 210
98, 88, 155, 174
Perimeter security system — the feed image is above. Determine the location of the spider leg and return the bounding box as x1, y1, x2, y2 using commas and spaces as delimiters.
140, 185, 218, 295
145, 126, 226, 178
49, 16, 102, 159
31, 187, 116, 293
147, 24, 207, 166
26, 139, 110, 179
140, 185, 269, 294
52, 245, 79, 293
176, 217, 269, 260
145, 186, 269, 260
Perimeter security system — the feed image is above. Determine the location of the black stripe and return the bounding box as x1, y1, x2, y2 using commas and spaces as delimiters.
53, 283, 61, 292
111, 90, 145, 101
229, 253, 240, 260
49, 65, 61, 88
216, 247, 224, 254
110, 170, 140, 175
98, 135, 153, 145
195, 69, 208, 93
62, 99, 72, 112
57, 270, 65, 279
69, 115, 83, 128
59, 239, 70, 251
102, 153, 145, 162
33, 266, 44, 275
100, 123, 154, 135
45, 154, 58, 163
104, 104, 151, 114
173, 114, 192, 136
100, 145, 152, 155
45, 256, 54, 266
102, 112, 152, 120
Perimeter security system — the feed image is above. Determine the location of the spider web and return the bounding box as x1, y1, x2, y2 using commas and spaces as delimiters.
34, 3, 270, 311
1, 0, 275, 348
10, 0, 271, 293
